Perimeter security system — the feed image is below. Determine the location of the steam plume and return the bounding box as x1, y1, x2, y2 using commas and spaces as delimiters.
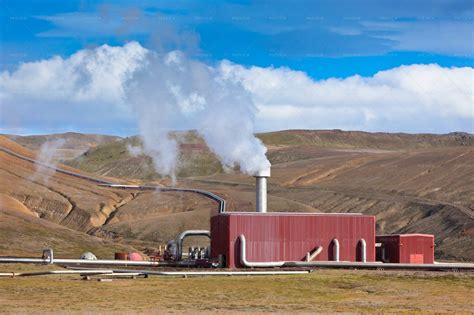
31, 139, 66, 184
126, 49, 271, 181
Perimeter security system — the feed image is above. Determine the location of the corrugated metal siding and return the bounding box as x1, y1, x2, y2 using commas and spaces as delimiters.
376, 234, 434, 264
211, 213, 376, 268
400, 234, 434, 264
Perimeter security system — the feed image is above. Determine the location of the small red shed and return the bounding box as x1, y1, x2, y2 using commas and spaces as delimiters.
211, 212, 376, 268
376, 234, 434, 264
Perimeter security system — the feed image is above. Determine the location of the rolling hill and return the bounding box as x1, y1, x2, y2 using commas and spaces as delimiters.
0, 130, 473, 261
3, 132, 120, 162
65, 130, 474, 181
0, 135, 217, 257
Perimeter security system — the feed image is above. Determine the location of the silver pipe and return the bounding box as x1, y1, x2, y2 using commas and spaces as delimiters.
0, 269, 114, 277
332, 239, 340, 262
256, 177, 267, 213
2, 254, 473, 271
0, 257, 159, 266
254, 168, 270, 213
0, 256, 197, 267
0, 257, 48, 263
0, 146, 226, 213
238, 235, 474, 270
239, 235, 474, 270
53, 259, 161, 266
0, 146, 111, 185
69, 267, 310, 276
176, 230, 211, 260
306, 246, 323, 262
119, 270, 311, 276
0, 257, 189, 267
104, 185, 226, 213
359, 239, 367, 263
239, 235, 286, 267
282, 261, 474, 270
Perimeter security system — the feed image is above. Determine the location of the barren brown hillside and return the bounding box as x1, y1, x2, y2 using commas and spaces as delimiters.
0, 135, 218, 257
0, 131, 473, 261
3, 132, 120, 161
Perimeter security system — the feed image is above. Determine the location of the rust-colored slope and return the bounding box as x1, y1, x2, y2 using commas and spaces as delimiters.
0, 136, 142, 256
0, 135, 36, 159
0, 145, 130, 230
0, 197, 135, 258
0, 135, 221, 256
0, 193, 35, 216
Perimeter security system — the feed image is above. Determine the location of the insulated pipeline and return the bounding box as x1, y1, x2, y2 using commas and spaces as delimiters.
332, 239, 340, 262
239, 235, 286, 267
359, 239, 367, 263
0, 257, 161, 266
176, 230, 211, 260
238, 234, 474, 270
0, 269, 114, 277
306, 246, 323, 262
102, 184, 226, 213
0, 146, 226, 213
68, 266, 312, 277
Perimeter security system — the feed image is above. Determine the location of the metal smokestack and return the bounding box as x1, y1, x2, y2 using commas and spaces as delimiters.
254, 167, 270, 213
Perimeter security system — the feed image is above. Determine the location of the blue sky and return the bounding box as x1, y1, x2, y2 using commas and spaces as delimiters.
1, 0, 473, 77
0, 0, 473, 135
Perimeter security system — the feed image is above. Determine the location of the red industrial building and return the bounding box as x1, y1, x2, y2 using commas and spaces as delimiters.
376, 234, 435, 264
211, 212, 376, 268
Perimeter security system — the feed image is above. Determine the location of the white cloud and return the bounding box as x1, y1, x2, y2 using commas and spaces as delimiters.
220, 62, 474, 132
0, 41, 147, 133
0, 42, 472, 139
0, 41, 147, 104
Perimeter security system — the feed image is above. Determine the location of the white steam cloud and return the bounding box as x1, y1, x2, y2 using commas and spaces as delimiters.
126, 50, 271, 180
30, 139, 66, 184
126, 143, 144, 157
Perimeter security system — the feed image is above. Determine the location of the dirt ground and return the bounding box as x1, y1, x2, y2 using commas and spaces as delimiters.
0, 264, 473, 313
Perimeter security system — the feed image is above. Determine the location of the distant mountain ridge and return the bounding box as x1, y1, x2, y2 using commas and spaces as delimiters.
259, 129, 474, 149
64, 129, 474, 181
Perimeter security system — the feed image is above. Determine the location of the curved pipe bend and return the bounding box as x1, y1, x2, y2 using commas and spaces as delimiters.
239, 235, 285, 267
306, 246, 323, 262
239, 235, 326, 268
359, 239, 367, 263
177, 230, 211, 260
332, 239, 340, 262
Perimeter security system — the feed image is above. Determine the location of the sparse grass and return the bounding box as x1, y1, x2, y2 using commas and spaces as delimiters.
0, 265, 472, 313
